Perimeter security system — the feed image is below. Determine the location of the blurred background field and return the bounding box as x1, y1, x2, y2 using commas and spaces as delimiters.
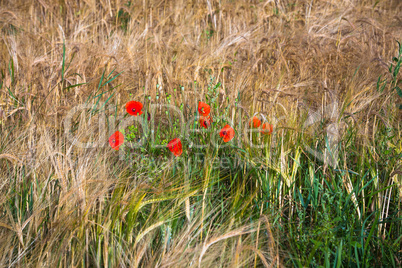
0, 0, 401, 267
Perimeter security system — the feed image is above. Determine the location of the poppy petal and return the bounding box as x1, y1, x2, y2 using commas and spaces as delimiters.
109, 131, 124, 150
261, 123, 273, 135
198, 101, 211, 116
199, 115, 212, 129
249, 116, 261, 128
126, 101, 143, 116
167, 138, 183, 156
220, 124, 234, 142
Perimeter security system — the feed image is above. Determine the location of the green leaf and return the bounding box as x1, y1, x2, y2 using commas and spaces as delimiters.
306, 240, 322, 265
64, 82, 86, 91
364, 212, 379, 258
354, 244, 361, 268
61, 40, 66, 81
97, 68, 106, 91
396, 86, 402, 97
393, 60, 401, 78
376, 75, 382, 91
99, 92, 115, 111
334, 239, 343, 268
8, 58, 14, 85
6, 86, 18, 102
102, 70, 123, 88
351, 241, 362, 248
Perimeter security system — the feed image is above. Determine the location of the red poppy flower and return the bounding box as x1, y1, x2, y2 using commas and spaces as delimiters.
109, 131, 124, 150
126, 101, 143, 116
249, 116, 261, 128
219, 124, 235, 142
167, 138, 183, 156
199, 115, 212, 129
198, 101, 210, 116
261, 123, 273, 135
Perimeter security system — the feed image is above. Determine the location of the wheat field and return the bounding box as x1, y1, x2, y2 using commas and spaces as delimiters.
0, 0, 401, 267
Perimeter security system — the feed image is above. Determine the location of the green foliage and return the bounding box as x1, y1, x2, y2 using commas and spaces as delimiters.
377, 40, 402, 109
118, 76, 402, 266
116, 2, 132, 33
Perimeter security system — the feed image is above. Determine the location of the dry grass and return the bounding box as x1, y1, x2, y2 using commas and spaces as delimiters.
1, 0, 401, 115
0, 0, 401, 267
